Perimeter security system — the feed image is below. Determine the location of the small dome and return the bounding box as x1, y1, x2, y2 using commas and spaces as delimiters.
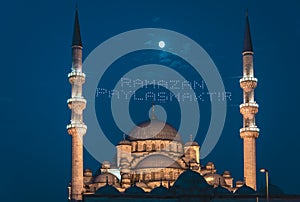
84, 168, 93, 177
102, 161, 111, 169
117, 139, 131, 145
120, 158, 129, 164
93, 173, 119, 184
206, 162, 215, 170
222, 171, 231, 178
184, 141, 199, 146
236, 180, 244, 188
122, 173, 130, 179
235, 184, 256, 195
150, 184, 169, 195
95, 184, 120, 195
84, 168, 92, 172
171, 170, 213, 195
129, 120, 182, 142
214, 185, 232, 195
124, 184, 145, 194
204, 173, 226, 187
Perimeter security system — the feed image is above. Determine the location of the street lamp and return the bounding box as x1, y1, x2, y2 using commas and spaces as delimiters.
260, 168, 269, 202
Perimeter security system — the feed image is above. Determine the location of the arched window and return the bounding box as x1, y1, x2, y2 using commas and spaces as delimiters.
143, 144, 146, 151
161, 144, 164, 150
169, 171, 173, 180
152, 144, 156, 151
151, 172, 155, 180
136, 173, 140, 182
160, 170, 165, 178
142, 173, 146, 181
135, 143, 138, 151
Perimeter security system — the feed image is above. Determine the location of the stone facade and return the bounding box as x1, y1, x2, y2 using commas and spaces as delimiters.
79, 119, 239, 196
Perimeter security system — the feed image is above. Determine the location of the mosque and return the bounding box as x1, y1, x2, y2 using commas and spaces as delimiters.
65, 8, 292, 202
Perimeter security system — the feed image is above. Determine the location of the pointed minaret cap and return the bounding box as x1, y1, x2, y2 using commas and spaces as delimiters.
72, 8, 82, 46
243, 11, 253, 52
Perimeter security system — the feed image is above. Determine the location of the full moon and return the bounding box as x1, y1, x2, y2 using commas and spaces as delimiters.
158, 41, 165, 48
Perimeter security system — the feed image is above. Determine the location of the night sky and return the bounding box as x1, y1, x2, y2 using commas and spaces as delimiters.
2, 0, 300, 201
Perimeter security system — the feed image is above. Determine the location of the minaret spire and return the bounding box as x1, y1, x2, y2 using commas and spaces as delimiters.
67, 7, 87, 201
72, 8, 82, 46
239, 12, 259, 191
243, 12, 253, 52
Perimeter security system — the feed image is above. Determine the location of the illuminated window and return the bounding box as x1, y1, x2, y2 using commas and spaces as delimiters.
169, 171, 173, 180
160, 170, 164, 178
152, 144, 155, 151
151, 172, 155, 180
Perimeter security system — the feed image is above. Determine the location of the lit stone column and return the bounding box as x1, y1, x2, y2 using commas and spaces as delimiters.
67, 9, 87, 201
239, 14, 259, 190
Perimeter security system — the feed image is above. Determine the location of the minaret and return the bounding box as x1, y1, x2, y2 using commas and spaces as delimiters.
239, 13, 259, 190
67, 8, 87, 201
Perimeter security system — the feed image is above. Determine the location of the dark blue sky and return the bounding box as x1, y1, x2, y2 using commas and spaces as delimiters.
2, 0, 300, 201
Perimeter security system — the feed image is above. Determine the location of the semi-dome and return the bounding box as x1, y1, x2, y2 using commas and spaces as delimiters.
95, 184, 120, 195
128, 120, 182, 142
204, 173, 226, 187
235, 184, 256, 195
135, 154, 181, 169
150, 184, 169, 195
214, 185, 232, 195
171, 170, 213, 195
124, 184, 145, 194
93, 173, 119, 184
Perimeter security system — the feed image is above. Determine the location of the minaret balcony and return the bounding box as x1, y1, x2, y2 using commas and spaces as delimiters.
68, 71, 86, 78
239, 77, 257, 92
68, 71, 86, 85
67, 97, 87, 110
67, 123, 87, 136
240, 102, 258, 119
240, 127, 259, 138
67, 97, 87, 104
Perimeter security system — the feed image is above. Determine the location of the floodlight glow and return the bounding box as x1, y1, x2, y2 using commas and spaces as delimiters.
260, 168, 267, 173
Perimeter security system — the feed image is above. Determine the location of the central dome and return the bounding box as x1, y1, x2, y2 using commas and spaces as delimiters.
128, 120, 182, 142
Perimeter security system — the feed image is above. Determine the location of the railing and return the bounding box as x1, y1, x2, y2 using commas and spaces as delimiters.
240, 102, 259, 108
239, 76, 258, 83
67, 97, 87, 104
67, 123, 87, 130
240, 127, 260, 133
68, 71, 86, 78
